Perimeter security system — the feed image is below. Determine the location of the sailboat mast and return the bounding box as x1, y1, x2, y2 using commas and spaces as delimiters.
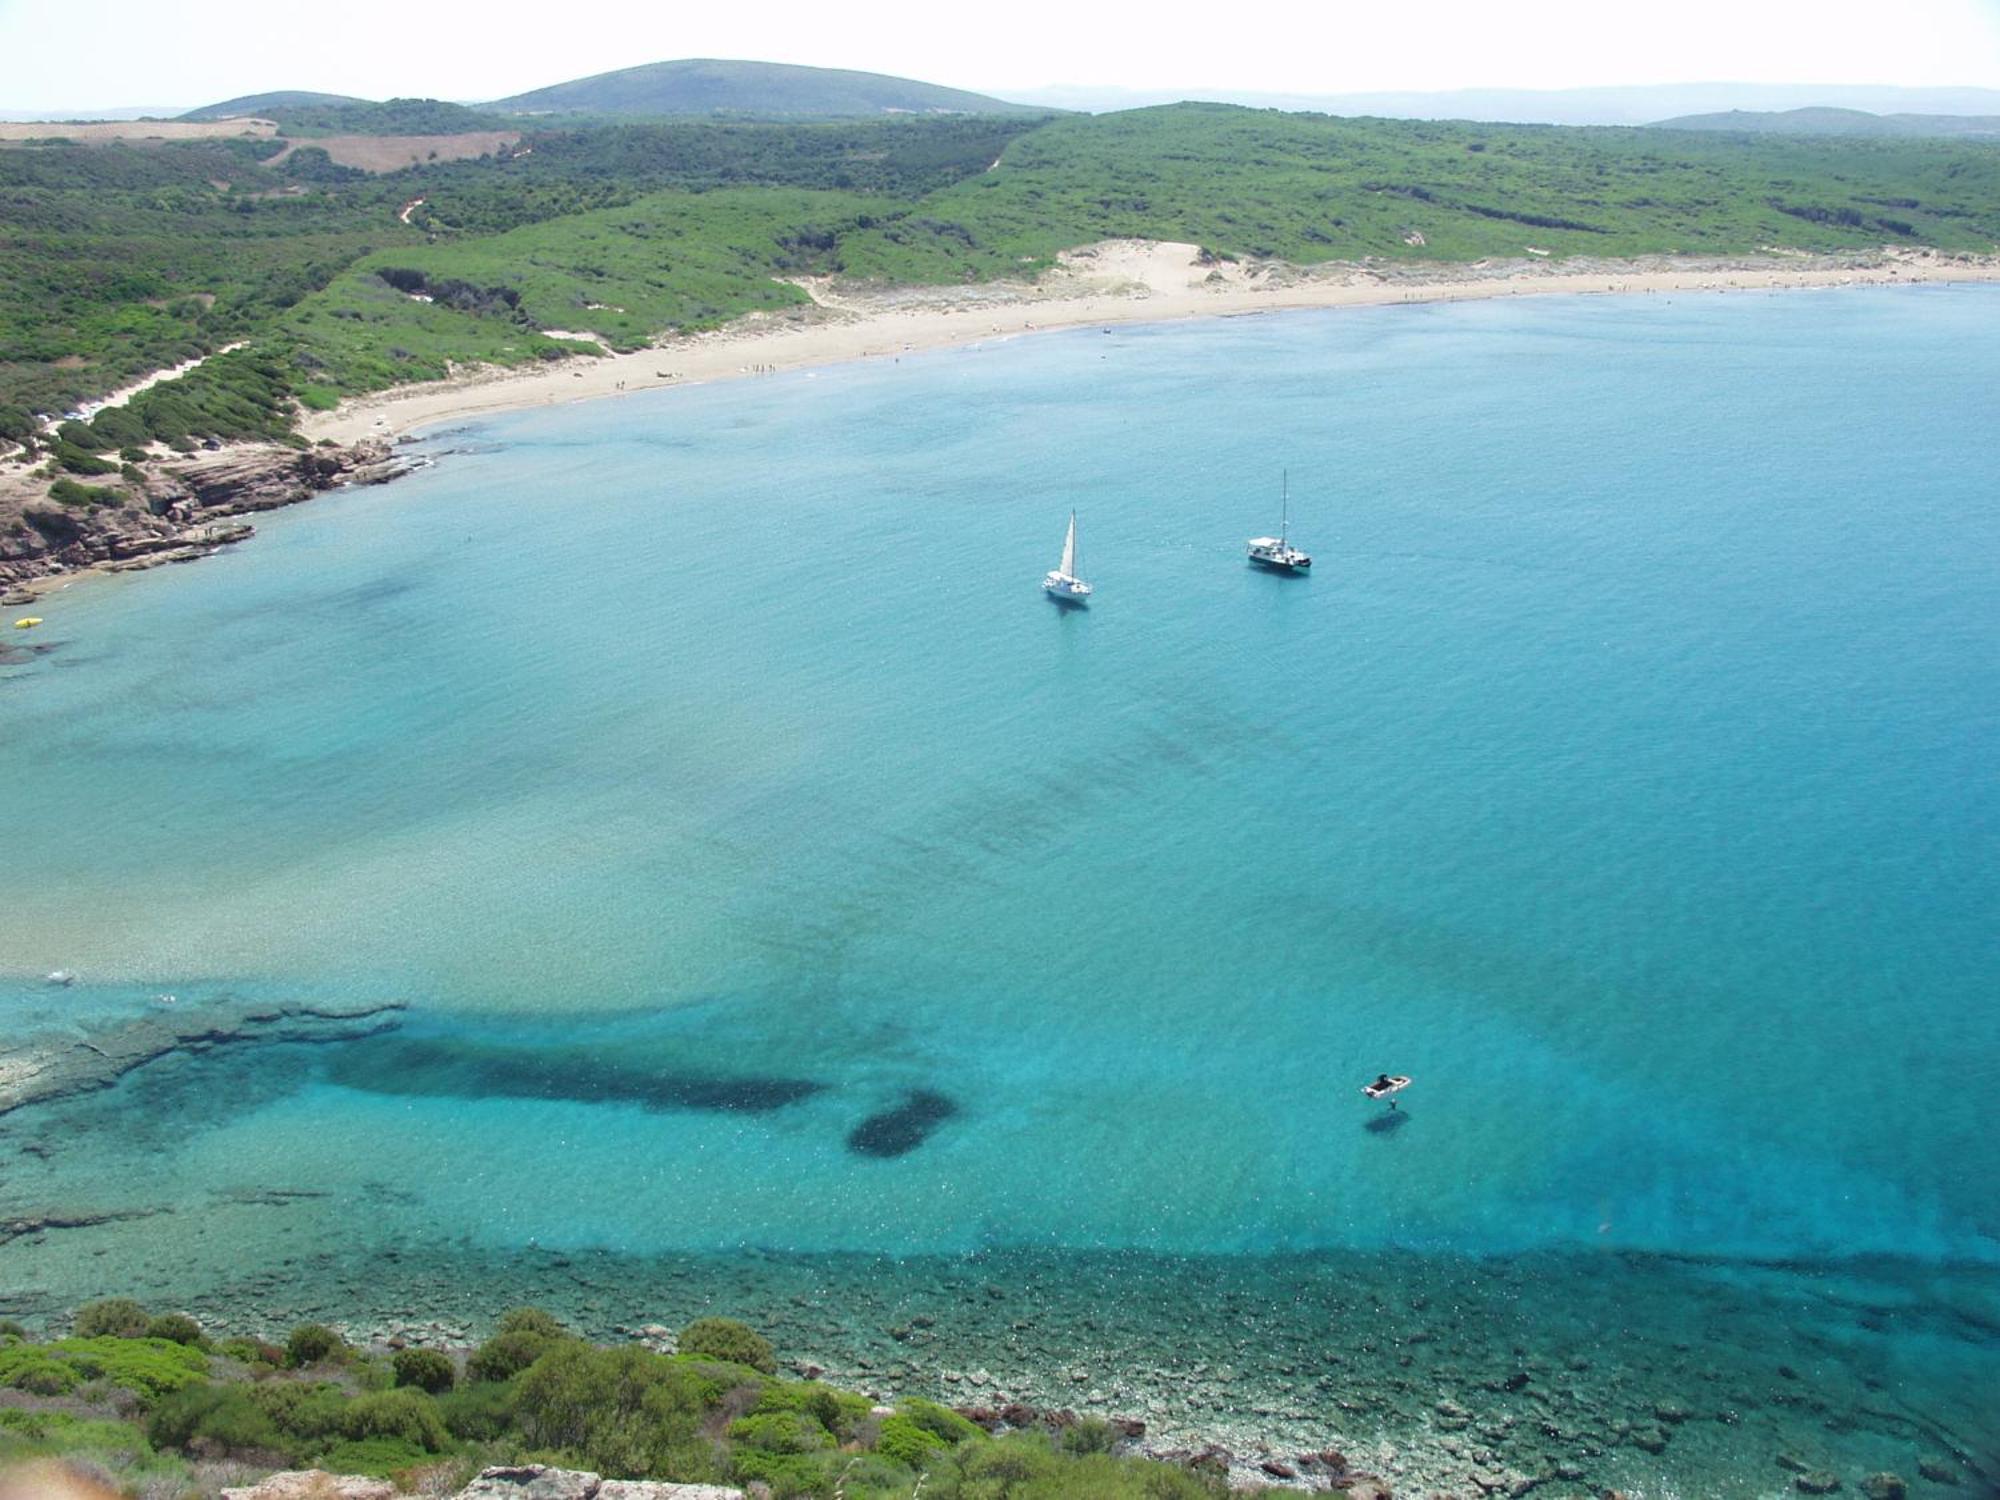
1281, 470, 1289, 545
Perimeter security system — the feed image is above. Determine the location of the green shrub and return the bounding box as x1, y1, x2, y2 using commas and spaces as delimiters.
728, 1409, 830, 1455
144, 1314, 205, 1347
348, 1351, 396, 1392
0, 404, 35, 447
753, 1379, 870, 1442
74, 1299, 150, 1338
340, 1388, 449, 1452
54, 440, 118, 475
49, 476, 119, 506
0, 1345, 80, 1395
55, 420, 108, 452
496, 1306, 568, 1338
730, 1445, 842, 1495
465, 1327, 557, 1383
248, 1379, 349, 1443
678, 1316, 775, 1374
898, 1397, 982, 1446
0, 1320, 28, 1341
1059, 1416, 1118, 1456
147, 1383, 289, 1458
875, 1412, 948, 1467
318, 1435, 432, 1475
285, 1322, 345, 1367
218, 1336, 285, 1366
437, 1380, 514, 1442
936, 1435, 1231, 1498
0, 1337, 208, 1402
514, 1342, 740, 1479
89, 406, 148, 449
392, 1346, 456, 1394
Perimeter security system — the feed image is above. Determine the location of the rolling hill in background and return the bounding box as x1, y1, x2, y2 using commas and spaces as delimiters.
1653, 106, 2000, 138
179, 95, 509, 135
486, 58, 1047, 118
179, 91, 366, 121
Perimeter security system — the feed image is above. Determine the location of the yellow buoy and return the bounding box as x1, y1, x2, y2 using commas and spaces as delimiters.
12, 617, 42, 629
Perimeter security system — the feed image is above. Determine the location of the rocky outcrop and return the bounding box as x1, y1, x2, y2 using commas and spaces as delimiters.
454, 1468, 744, 1499
221, 1474, 397, 1500
0, 439, 408, 593
220, 1468, 743, 1500
0, 995, 407, 1118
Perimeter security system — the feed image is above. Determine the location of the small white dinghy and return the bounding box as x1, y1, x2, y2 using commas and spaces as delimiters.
1362, 1073, 1411, 1101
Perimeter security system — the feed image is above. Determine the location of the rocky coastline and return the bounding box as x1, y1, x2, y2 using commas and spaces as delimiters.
0, 439, 410, 603
0, 995, 407, 1119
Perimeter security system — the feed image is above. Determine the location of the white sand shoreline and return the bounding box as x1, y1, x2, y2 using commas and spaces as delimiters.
302, 241, 2000, 446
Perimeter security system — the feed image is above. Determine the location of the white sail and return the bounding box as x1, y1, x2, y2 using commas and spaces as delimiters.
1059, 511, 1077, 578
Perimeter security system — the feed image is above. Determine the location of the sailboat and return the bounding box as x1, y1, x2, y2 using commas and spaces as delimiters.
1247, 472, 1312, 573
1042, 511, 1093, 605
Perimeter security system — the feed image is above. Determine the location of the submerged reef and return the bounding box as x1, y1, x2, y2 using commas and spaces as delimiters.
326, 1036, 826, 1114
0, 996, 406, 1119
847, 1089, 958, 1158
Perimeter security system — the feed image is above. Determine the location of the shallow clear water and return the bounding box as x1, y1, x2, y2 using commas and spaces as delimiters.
3, 287, 1996, 1488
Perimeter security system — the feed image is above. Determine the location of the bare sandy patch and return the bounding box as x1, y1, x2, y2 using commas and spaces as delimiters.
265, 132, 520, 173
0, 119, 276, 145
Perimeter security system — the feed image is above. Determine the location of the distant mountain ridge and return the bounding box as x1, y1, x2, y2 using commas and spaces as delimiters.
1652, 106, 2000, 138
1007, 81, 2000, 127
486, 58, 1048, 118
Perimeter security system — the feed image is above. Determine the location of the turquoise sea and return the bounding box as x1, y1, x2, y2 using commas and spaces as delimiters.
3, 287, 1997, 1494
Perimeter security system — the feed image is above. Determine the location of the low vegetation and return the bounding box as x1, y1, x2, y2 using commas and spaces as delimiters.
837, 104, 2000, 279
0, 1301, 1259, 1498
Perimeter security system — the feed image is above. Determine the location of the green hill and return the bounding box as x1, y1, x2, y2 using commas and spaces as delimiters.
1653, 106, 2000, 138
180, 95, 508, 136
488, 57, 1047, 119
179, 91, 365, 122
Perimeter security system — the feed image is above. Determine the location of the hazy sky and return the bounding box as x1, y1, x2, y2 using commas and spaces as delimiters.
2, 0, 1997, 113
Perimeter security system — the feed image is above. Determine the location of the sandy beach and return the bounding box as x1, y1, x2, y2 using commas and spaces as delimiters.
302, 241, 2000, 445
11, 242, 1995, 606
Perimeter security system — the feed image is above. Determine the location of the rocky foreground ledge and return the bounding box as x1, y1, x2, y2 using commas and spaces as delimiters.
222, 1465, 745, 1499
0, 439, 409, 600
0, 995, 407, 1118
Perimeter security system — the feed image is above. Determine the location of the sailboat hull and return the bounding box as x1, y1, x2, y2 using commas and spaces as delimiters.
1043, 574, 1092, 605
1247, 538, 1311, 572
1248, 551, 1311, 573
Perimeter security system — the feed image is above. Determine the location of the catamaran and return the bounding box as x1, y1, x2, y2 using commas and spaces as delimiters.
1043, 511, 1093, 605
1247, 472, 1312, 573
